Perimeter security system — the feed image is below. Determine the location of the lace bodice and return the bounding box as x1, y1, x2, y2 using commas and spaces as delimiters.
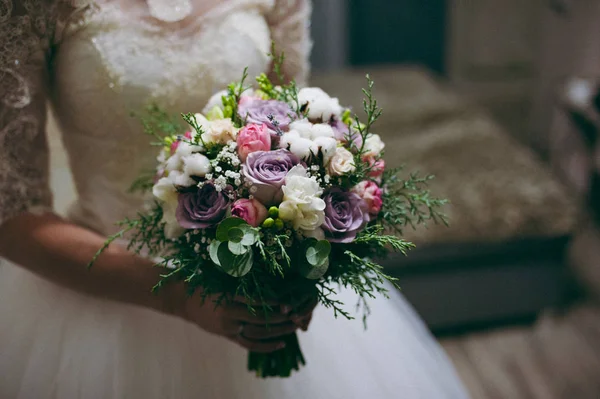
0, 0, 311, 234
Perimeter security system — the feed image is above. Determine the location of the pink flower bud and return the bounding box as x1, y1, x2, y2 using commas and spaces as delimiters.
231, 199, 269, 227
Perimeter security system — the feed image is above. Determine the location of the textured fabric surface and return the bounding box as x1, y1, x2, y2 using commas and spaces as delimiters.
313, 68, 578, 246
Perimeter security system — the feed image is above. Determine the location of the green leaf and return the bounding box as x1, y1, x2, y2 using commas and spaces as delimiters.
228, 227, 245, 243
300, 257, 329, 280
305, 240, 331, 267
228, 240, 249, 255
239, 225, 259, 246
209, 240, 223, 266
216, 217, 249, 242
218, 246, 253, 277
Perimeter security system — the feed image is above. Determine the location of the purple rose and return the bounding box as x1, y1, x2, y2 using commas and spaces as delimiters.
242, 149, 301, 205
176, 183, 231, 229
331, 119, 363, 148
322, 187, 367, 243
238, 97, 295, 137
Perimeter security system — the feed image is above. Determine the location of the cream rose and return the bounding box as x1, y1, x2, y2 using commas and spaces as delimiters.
202, 118, 238, 144
328, 147, 356, 176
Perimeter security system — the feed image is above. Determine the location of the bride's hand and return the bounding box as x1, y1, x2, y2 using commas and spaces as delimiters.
178, 292, 317, 353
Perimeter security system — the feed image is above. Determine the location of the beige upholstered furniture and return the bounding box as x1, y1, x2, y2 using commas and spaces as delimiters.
311, 67, 579, 331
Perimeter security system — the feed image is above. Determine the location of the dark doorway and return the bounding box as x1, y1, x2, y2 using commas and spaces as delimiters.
349, 0, 448, 75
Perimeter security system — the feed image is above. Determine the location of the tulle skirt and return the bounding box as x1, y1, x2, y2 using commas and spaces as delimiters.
0, 261, 469, 398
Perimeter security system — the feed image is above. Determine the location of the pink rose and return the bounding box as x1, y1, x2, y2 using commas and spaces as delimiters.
231, 199, 268, 227
352, 181, 383, 216
368, 159, 385, 179
237, 124, 272, 162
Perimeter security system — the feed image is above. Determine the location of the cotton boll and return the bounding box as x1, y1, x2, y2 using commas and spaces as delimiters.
279, 130, 301, 150
313, 136, 338, 164
183, 153, 212, 177
169, 170, 195, 187
310, 123, 335, 139
289, 119, 313, 139
288, 136, 318, 159
298, 87, 343, 121
176, 142, 204, 158
165, 154, 183, 172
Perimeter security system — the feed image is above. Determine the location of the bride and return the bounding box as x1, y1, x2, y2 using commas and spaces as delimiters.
0, 0, 470, 397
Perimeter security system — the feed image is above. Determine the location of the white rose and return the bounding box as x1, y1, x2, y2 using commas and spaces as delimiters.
202, 90, 228, 114
278, 165, 326, 231
161, 200, 185, 239
183, 153, 212, 177
201, 118, 238, 144
310, 123, 335, 139
298, 87, 343, 121
313, 136, 338, 164
152, 177, 178, 203
328, 147, 356, 176
363, 134, 385, 158
193, 113, 211, 132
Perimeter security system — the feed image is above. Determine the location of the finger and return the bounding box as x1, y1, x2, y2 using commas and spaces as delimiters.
226, 303, 291, 324
293, 297, 319, 319
242, 322, 298, 339
220, 320, 243, 336
300, 313, 313, 332
232, 335, 286, 353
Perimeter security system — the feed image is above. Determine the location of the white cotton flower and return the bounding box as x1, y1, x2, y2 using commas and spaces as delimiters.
298, 87, 343, 121
328, 147, 356, 176
169, 170, 196, 187
201, 118, 238, 144
313, 136, 338, 164
289, 119, 314, 139
183, 153, 212, 177
278, 165, 326, 231
363, 134, 385, 158
165, 154, 184, 173
289, 136, 318, 160
176, 142, 204, 158
152, 177, 178, 203
310, 123, 335, 139
202, 90, 228, 114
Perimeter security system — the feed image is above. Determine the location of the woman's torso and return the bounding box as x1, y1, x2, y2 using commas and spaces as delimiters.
51, 0, 273, 234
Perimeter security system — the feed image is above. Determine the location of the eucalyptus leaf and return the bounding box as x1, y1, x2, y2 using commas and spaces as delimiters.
209, 240, 223, 266
300, 257, 329, 280
239, 225, 259, 246
219, 247, 254, 277
228, 240, 249, 255
305, 240, 331, 267
216, 217, 248, 242
228, 227, 245, 243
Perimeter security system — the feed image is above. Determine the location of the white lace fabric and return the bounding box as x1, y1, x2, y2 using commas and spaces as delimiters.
0, 0, 311, 228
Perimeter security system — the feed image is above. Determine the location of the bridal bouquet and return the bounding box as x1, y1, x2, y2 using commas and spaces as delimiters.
90, 54, 446, 378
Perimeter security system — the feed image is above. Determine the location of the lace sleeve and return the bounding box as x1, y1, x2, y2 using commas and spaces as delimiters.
0, 0, 57, 226
266, 0, 312, 86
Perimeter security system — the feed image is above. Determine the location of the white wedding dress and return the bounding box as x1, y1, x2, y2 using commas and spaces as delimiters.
0, 0, 470, 397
